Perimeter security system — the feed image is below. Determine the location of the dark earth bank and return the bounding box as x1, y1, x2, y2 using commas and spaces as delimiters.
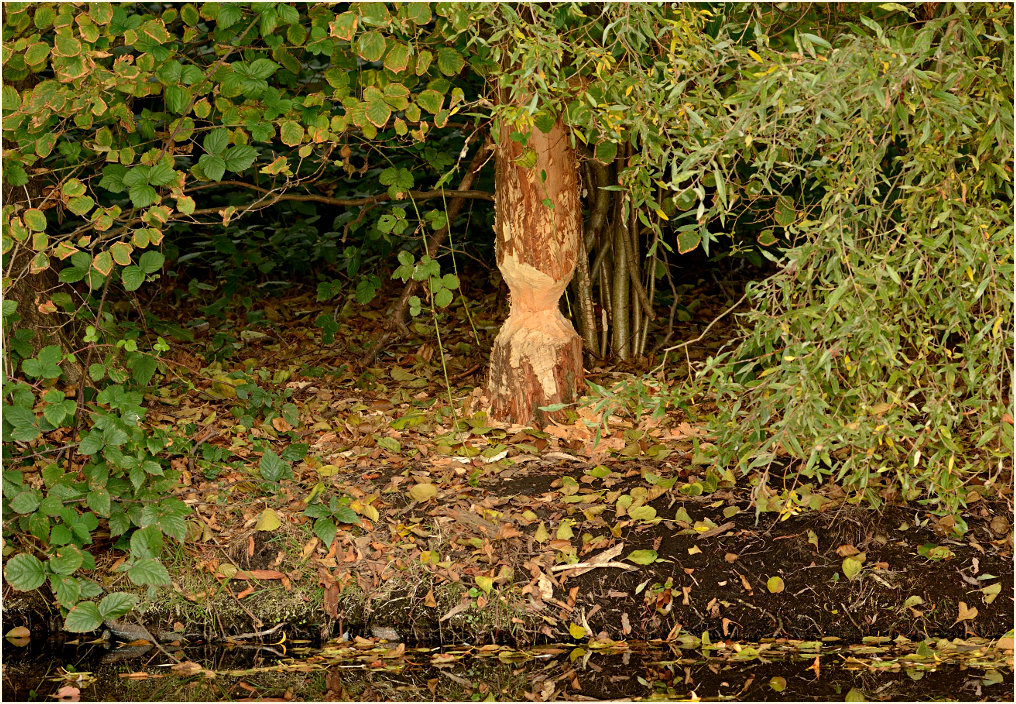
5, 457, 1013, 648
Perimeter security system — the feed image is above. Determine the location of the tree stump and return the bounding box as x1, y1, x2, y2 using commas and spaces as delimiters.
487, 119, 584, 425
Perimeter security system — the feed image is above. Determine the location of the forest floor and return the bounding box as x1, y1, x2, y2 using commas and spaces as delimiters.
6, 265, 1014, 653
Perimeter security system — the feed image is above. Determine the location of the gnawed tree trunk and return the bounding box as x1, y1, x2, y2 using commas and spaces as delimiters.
487, 119, 584, 425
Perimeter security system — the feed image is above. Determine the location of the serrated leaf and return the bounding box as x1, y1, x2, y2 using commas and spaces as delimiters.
279, 121, 304, 147
357, 30, 386, 62
127, 557, 171, 586
4, 553, 47, 591
364, 99, 391, 128
121, 265, 145, 291
64, 602, 103, 633
259, 450, 291, 482
49, 547, 84, 576
138, 250, 165, 274
98, 592, 139, 620
384, 42, 410, 73
436, 47, 464, 76
333, 506, 360, 525
314, 518, 338, 547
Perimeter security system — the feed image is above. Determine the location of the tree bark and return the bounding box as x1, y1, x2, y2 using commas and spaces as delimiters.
486, 118, 584, 426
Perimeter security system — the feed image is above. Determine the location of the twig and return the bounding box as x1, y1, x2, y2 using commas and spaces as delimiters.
550, 561, 634, 573
652, 290, 749, 375
228, 622, 286, 641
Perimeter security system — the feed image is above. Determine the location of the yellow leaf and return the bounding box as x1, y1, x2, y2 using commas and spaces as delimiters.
766, 576, 785, 593
475, 575, 493, 594
748, 49, 763, 63
534, 522, 549, 543
408, 483, 438, 502
556, 520, 574, 540
256, 508, 282, 531
654, 208, 669, 221
317, 464, 339, 477
569, 623, 587, 640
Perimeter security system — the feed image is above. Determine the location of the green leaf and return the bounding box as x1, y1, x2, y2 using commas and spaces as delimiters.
52, 574, 81, 608
628, 505, 657, 521
138, 251, 165, 274
223, 145, 257, 172
98, 592, 139, 620
23, 209, 47, 232
203, 128, 230, 155
333, 506, 360, 525
384, 42, 410, 73
766, 576, 785, 593
4, 553, 47, 591
279, 120, 304, 146
121, 266, 145, 291
677, 228, 701, 254
129, 185, 158, 208
198, 154, 226, 182
314, 518, 337, 547
436, 47, 464, 76
130, 525, 163, 559
416, 89, 443, 115
165, 85, 190, 114
357, 31, 386, 62
127, 557, 171, 587
86, 489, 111, 516
433, 288, 452, 308
364, 99, 391, 128
67, 196, 95, 216
259, 450, 291, 481
594, 141, 617, 164
248, 58, 280, 80
64, 602, 103, 633
626, 549, 658, 565
48, 546, 84, 575
9, 490, 41, 514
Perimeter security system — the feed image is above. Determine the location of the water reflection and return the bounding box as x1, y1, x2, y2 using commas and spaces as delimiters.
3, 635, 1012, 702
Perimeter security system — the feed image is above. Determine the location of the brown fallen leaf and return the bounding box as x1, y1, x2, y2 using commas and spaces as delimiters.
170, 661, 205, 676
232, 569, 286, 580
439, 597, 472, 623
955, 601, 978, 623
835, 544, 861, 557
